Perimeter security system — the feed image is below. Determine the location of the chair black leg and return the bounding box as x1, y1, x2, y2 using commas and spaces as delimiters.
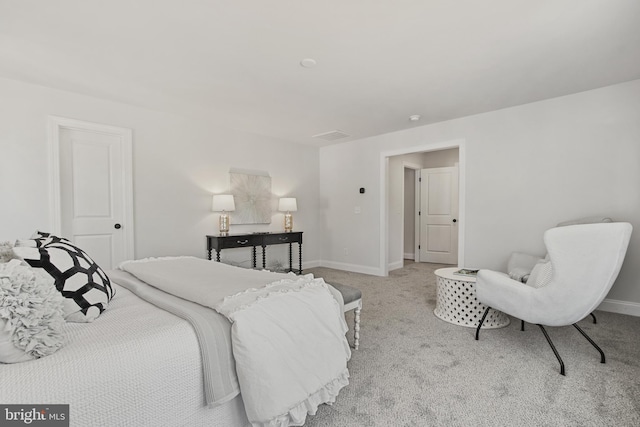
589, 312, 597, 324
475, 307, 491, 340
573, 323, 606, 363
537, 325, 565, 376
521, 320, 525, 331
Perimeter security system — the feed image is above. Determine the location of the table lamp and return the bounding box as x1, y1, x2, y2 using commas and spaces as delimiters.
278, 197, 297, 232
212, 194, 235, 234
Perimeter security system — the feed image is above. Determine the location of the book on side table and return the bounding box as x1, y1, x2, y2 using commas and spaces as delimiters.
453, 268, 479, 277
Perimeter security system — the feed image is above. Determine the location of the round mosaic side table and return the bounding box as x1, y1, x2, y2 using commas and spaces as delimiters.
434, 267, 510, 329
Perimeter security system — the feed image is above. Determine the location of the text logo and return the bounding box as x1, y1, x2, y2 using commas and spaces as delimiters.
1, 405, 69, 426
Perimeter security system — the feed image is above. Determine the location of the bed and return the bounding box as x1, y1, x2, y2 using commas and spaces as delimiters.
0, 256, 350, 427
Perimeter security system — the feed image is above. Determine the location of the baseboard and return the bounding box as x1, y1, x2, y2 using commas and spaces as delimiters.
388, 260, 403, 271
404, 252, 415, 260
319, 260, 383, 276
302, 260, 321, 270
597, 298, 640, 317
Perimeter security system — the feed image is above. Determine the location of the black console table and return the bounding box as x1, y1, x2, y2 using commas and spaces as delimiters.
206, 231, 303, 274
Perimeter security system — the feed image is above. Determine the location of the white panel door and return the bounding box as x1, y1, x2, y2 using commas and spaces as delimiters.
58, 125, 132, 269
419, 166, 459, 264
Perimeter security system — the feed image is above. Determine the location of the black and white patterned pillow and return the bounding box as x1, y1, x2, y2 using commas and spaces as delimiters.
30, 231, 53, 239
13, 234, 114, 322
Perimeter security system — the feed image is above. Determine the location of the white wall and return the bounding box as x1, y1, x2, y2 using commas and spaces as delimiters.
0, 77, 321, 269
422, 148, 459, 168
319, 79, 640, 311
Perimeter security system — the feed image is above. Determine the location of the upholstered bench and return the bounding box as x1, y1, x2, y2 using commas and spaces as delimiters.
329, 282, 362, 350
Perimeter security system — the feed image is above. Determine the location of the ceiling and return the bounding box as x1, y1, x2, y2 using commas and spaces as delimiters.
1, 0, 639, 146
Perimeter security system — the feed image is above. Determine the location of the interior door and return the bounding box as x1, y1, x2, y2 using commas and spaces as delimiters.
58, 126, 132, 269
419, 166, 459, 264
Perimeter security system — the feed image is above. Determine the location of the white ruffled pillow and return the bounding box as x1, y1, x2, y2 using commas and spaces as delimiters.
0, 259, 66, 363
0, 241, 20, 263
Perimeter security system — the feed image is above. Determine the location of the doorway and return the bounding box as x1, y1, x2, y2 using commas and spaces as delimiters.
48, 116, 134, 269
381, 140, 465, 276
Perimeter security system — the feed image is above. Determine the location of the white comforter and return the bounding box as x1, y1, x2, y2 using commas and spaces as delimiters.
120, 257, 351, 427
0, 284, 249, 427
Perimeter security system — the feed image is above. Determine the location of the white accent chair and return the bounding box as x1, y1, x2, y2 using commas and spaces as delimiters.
475, 222, 633, 375
507, 217, 614, 284
506, 216, 614, 324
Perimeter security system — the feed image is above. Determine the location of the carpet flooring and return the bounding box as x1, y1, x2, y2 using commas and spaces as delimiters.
304, 261, 640, 427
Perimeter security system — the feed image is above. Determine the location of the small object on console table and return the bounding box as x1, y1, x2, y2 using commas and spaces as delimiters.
206, 231, 303, 274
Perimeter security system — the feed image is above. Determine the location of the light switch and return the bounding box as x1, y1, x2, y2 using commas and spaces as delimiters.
354, 206, 361, 214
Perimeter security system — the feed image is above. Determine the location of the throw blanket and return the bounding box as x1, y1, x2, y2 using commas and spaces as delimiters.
119, 257, 351, 427
107, 269, 240, 407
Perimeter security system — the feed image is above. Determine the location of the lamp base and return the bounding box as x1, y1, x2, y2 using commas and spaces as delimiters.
284, 213, 293, 232
219, 213, 230, 234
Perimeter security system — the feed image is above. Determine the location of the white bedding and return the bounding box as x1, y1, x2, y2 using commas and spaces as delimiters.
1, 257, 350, 427
108, 268, 241, 407
0, 284, 249, 427
118, 256, 300, 306
219, 277, 351, 426
119, 257, 351, 427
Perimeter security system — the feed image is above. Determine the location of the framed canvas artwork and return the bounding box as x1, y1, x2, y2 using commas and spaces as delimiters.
229, 172, 272, 224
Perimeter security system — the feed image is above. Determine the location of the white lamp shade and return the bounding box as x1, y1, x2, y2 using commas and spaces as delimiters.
212, 194, 235, 212
278, 197, 297, 212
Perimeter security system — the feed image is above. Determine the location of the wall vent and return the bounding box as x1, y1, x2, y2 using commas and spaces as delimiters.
312, 130, 350, 141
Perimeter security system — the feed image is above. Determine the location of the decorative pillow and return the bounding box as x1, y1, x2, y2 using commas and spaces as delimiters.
15, 231, 65, 248
526, 259, 553, 289
0, 242, 20, 263
31, 231, 52, 239
0, 259, 66, 363
508, 267, 531, 283
13, 234, 114, 322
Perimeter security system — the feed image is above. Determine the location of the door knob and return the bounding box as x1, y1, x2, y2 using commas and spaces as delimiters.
114, 223, 122, 229
452, 219, 457, 223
